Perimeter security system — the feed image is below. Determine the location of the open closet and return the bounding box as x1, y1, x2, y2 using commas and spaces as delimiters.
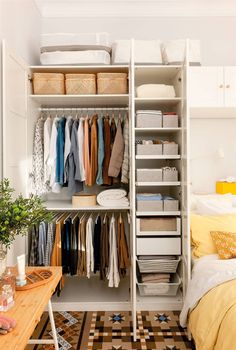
1, 38, 190, 339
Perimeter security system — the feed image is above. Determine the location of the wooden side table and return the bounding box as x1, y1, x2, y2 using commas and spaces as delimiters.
0, 266, 62, 350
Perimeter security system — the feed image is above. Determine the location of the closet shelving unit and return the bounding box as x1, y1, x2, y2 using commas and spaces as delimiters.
130, 41, 190, 323
2, 39, 190, 340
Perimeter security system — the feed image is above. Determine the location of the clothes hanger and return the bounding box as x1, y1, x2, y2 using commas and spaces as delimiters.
127, 212, 131, 224
63, 211, 72, 224
56, 212, 66, 224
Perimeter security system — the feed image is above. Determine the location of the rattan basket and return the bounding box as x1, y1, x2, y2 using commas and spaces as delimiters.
97, 72, 128, 94
33, 73, 65, 95
65, 73, 96, 95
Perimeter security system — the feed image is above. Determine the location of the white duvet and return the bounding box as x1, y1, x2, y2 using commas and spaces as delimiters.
180, 254, 236, 327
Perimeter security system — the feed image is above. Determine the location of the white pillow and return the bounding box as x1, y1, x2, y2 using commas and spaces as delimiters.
191, 193, 233, 211
194, 193, 236, 215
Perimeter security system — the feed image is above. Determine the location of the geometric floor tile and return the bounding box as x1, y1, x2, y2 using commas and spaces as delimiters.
25, 311, 195, 350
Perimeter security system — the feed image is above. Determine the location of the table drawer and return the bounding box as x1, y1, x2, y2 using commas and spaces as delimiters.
136, 237, 181, 255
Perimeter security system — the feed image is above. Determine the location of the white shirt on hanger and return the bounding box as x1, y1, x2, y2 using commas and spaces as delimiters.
86, 216, 94, 278
107, 215, 120, 288
64, 115, 73, 183
48, 116, 61, 193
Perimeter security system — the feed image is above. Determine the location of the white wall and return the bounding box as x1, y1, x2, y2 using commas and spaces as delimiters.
0, 0, 41, 265
42, 16, 236, 65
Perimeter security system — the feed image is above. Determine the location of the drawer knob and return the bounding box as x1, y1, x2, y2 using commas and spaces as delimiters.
226, 84, 230, 88
219, 84, 223, 88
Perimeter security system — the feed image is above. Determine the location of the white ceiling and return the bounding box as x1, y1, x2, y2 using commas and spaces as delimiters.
35, 0, 236, 17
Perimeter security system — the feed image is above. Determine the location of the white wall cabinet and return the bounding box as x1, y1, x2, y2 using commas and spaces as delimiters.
189, 66, 236, 108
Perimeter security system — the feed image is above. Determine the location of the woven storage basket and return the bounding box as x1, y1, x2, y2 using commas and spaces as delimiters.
33, 73, 65, 95
97, 72, 128, 94
65, 74, 96, 95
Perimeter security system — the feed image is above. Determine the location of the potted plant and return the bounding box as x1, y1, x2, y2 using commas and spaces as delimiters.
0, 178, 52, 274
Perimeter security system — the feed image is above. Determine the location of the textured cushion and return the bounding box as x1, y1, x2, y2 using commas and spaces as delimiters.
211, 231, 236, 259
191, 214, 236, 258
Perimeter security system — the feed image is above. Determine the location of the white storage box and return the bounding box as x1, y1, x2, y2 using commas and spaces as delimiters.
112, 40, 163, 64
162, 39, 201, 65
40, 50, 111, 65
136, 110, 162, 128
163, 143, 178, 155
136, 169, 162, 182
163, 114, 178, 128
41, 32, 111, 52
163, 199, 179, 211
136, 84, 176, 98
137, 237, 181, 255
162, 167, 178, 182
137, 199, 163, 212
137, 257, 181, 273
136, 144, 162, 155
137, 274, 181, 296
136, 217, 181, 236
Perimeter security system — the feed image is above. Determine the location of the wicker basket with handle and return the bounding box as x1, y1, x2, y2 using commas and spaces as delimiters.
65, 73, 96, 95
33, 73, 65, 95
97, 72, 128, 94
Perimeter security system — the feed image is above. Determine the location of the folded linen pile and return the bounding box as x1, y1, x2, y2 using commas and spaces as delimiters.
141, 273, 170, 283
136, 84, 176, 98
97, 189, 129, 207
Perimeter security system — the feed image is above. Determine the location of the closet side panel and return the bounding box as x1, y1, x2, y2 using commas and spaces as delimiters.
2, 40, 29, 265
2, 40, 28, 196
181, 41, 191, 296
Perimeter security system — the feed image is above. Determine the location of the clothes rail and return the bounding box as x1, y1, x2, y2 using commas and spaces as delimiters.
39, 107, 129, 112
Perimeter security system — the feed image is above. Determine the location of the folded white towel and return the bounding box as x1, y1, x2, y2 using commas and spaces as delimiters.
97, 189, 129, 207
136, 84, 176, 98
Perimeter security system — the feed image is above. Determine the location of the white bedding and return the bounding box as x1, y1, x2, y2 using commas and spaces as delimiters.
40, 50, 111, 65
180, 254, 236, 327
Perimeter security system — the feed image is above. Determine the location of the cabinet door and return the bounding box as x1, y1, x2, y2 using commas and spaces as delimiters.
2, 40, 28, 196
224, 67, 236, 107
189, 67, 224, 107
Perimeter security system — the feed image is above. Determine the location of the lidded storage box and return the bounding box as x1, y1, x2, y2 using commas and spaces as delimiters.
136, 169, 162, 182
136, 110, 162, 128
97, 72, 128, 94
136, 144, 162, 155
65, 74, 96, 95
33, 73, 65, 95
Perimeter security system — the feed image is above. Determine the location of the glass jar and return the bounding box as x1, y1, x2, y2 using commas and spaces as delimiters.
2, 268, 16, 296
2, 284, 14, 311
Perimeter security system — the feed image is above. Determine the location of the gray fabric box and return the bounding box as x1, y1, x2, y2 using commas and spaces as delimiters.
164, 199, 179, 211
137, 144, 162, 155
137, 169, 162, 182
163, 115, 178, 128
136, 113, 162, 128
163, 168, 178, 182
137, 200, 163, 212
163, 143, 178, 155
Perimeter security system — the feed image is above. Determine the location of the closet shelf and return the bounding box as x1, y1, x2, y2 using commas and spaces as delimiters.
30, 94, 129, 107
136, 211, 181, 216
45, 200, 130, 211
135, 97, 182, 107
30, 65, 129, 74
136, 289, 183, 310
135, 127, 181, 134
135, 65, 182, 81
135, 155, 181, 160
136, 182, 181, 186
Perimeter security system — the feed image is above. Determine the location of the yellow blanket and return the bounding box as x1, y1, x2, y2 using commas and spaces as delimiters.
189, 278, 236, 350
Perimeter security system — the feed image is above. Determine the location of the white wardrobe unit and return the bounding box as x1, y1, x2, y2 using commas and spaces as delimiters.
1, 39, 191, 337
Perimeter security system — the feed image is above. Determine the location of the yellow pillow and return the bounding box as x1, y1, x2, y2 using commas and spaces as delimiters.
191, 214, 236, 258
211, 231, 236, 259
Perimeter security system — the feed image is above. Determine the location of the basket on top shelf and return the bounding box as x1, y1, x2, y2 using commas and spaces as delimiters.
97, 72, 128, 94
65, 73, 96, 95
33, 73, 65, 95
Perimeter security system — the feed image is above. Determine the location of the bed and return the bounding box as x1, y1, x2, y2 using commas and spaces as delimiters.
180, 194, 236, 350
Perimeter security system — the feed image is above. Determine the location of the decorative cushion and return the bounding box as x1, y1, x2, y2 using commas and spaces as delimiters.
191, 214, 236, 258
211, 231, 236, 259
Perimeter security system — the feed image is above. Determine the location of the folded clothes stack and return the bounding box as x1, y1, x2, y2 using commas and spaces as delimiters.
141, 273, 171, 283
97, 189, 129, 207
136, 193, 175, 201
0, 315, 16, 335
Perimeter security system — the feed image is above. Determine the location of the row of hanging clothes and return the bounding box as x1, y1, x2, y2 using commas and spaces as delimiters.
32, 108, 130, 196
28, 210, 130, 290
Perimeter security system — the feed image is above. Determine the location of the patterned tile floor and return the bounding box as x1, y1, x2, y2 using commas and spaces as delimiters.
26, 311, 195, 350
